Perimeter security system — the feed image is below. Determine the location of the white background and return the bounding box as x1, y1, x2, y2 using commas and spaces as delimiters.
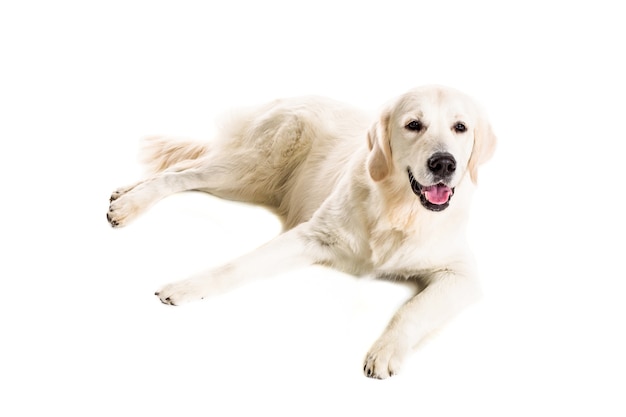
1, 0, 625, 415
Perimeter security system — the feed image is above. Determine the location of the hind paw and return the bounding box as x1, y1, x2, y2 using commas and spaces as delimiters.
107, 182, 150, 228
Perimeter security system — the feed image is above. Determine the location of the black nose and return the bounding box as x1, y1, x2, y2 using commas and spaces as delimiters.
427, 152, 456, 179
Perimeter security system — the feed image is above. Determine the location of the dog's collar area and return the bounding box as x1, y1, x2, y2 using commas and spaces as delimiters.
407, 167, 454, 212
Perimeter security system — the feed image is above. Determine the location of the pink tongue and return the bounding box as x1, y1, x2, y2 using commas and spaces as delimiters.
423, 184, 452, 204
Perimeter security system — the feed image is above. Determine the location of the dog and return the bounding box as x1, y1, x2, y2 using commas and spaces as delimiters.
107, 85, 496, 379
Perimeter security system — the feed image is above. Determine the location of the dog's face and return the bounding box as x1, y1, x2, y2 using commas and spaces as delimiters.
367, 86, 496, 212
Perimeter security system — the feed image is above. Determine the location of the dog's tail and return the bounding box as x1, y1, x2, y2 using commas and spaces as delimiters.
140, 136, 210, 174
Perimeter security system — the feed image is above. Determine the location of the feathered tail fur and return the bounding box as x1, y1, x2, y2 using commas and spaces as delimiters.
140, 136, 209, 174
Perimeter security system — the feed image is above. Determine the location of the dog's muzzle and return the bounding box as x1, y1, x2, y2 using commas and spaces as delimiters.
407, 167, 455, 212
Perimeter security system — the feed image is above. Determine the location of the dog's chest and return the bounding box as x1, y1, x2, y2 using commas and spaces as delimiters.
369, 216, 456, 274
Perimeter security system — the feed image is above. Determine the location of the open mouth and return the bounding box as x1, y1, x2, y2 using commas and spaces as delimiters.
407, 168, 454, 212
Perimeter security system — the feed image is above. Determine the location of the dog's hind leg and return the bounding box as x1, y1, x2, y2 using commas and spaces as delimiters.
108, 103, 314, 227
108, 157, 205, 227
107, 145, 260, 228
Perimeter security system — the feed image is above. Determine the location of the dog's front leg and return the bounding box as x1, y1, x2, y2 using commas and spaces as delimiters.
363, 266, 481, 379
155, 223, 329, 305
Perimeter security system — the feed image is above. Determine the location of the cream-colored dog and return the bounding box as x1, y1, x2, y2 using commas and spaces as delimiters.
107, 85, 496, 378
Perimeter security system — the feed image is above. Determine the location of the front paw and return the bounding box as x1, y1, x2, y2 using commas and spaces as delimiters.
363, 334, 409, 379
155, 278, 208, 306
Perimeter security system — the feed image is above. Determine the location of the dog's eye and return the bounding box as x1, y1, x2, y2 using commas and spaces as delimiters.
406, 120, 423, 132
453, 122, 467, 133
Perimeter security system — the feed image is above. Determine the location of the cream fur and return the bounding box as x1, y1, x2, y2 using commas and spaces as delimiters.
107, 85, 496, 379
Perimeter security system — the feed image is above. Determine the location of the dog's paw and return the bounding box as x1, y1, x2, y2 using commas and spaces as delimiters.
155, 278, 209, 306
363, 334, 409, 379
107, 183, 148, 228
107, 195, 139, 228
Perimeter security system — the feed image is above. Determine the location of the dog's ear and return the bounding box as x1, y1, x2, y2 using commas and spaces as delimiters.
468, 116, 497, 184
367, 110, 392, 182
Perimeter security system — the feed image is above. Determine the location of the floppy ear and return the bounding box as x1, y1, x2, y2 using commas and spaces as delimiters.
468, 117, 497, 184
367, 110, 392, 182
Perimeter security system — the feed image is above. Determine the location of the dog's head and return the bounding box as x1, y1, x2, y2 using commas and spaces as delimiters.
367, 85, 496, 212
